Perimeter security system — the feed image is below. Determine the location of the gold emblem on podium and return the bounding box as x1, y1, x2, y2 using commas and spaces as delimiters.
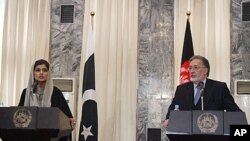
197, 112, 218, 133
13, 108, 32, 128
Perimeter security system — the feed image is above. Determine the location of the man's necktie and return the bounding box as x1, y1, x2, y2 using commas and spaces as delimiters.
194, 84, 203, 105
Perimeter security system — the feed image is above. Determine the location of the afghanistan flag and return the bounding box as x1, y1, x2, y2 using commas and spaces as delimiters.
78, 24, 98, 141
179, 18, 194, 84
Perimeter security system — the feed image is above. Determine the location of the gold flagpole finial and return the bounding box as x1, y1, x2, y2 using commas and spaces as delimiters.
90, 11, 95, 30
90, 11, 95, 16
186, 11, 191, 20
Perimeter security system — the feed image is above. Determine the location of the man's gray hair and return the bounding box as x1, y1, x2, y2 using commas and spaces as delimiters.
190, 55, 210, 77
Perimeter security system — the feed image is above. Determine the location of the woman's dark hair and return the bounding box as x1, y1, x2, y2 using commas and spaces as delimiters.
33, 59, 50, 70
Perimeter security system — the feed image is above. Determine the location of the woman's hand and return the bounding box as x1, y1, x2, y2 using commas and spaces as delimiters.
70, 118, 76, 129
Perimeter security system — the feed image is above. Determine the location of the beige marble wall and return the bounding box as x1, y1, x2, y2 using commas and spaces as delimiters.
50, 0, 84, 78
137, 0, 174, 141
231, 0, 250, 123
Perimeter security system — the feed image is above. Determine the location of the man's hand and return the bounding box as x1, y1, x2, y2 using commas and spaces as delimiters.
162, 119, 169, 128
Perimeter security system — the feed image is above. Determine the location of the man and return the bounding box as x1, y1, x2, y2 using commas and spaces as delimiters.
163, 55, 241, 128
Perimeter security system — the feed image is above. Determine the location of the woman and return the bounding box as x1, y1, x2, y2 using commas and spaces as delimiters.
18, 59, 76, 141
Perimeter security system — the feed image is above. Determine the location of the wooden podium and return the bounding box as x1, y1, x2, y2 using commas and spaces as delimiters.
166, 110, 248, 141
0, 107, 72, 141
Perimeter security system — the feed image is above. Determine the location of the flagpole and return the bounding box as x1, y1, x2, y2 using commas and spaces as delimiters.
186, 11, 191, 21
90, 11, 95, 31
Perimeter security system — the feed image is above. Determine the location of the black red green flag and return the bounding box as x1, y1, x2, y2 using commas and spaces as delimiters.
179, 18, 194, 84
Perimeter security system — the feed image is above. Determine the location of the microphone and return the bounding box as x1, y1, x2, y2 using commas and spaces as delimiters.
198, 81, 205, 110
30, 80, 38, 93
198, 81, 204, 89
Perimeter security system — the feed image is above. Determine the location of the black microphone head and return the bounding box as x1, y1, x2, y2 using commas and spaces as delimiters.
198, 81, 204, 88
31, 80, 38, 92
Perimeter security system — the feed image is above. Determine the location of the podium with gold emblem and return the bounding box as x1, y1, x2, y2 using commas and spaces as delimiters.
166, 110, 248, 141
0, 107, 72, 141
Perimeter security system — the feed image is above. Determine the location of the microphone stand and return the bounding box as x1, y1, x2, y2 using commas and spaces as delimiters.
29, 81, 37, 106
29, 87, 34, 106
197, 81, 205, 111
201, 89, 204, 111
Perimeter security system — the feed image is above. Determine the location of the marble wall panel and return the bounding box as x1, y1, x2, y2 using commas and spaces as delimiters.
231, 0, 250, 122
50, 0, 84, 78
231, 0, 250, 84
138, 0, 174, 141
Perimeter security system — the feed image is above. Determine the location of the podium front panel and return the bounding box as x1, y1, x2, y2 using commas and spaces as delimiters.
0, 107, 72, 141
0, 107, 37, 129
167, 110, 192, 134
224, 111, 248, 135
37, 107, 59, 129
192, 111, 223, 135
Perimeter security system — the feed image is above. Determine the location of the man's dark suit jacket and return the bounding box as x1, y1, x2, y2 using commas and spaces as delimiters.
166, 79, 241, 119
